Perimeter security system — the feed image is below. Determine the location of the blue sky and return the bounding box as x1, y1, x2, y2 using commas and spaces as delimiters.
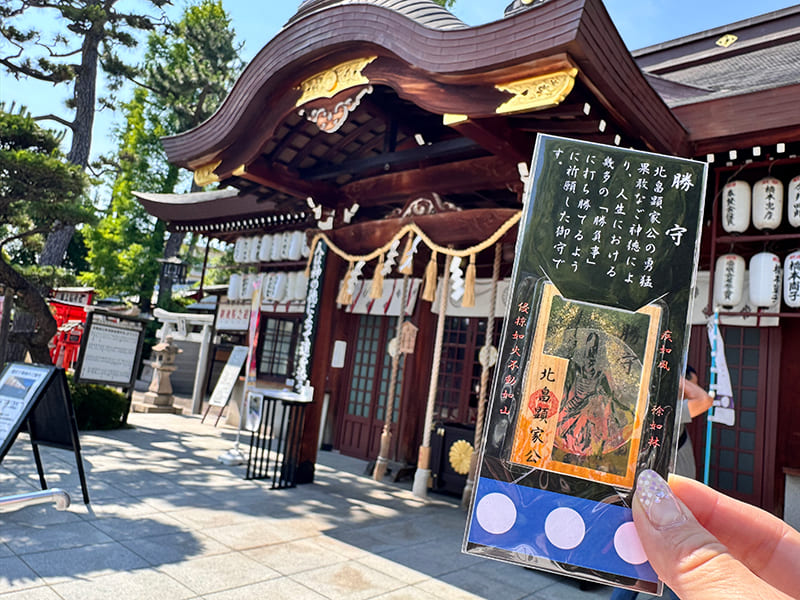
1, 0, 797, 168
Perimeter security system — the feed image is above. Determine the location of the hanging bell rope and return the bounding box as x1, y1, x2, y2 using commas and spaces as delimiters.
462, 242, 502, 508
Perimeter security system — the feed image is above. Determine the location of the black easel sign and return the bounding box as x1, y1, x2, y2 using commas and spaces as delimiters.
0, 363, 90, 504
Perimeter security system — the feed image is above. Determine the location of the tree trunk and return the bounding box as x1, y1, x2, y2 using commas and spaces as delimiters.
0, 260, 57, 365
39, 28, 101, 268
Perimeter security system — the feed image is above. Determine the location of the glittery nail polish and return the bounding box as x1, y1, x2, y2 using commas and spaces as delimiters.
635, 469, 687, 529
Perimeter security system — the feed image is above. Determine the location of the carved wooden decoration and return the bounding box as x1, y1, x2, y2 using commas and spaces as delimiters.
300, 86, 373, 134
495, 68, 578, 114
387, 193, 461, 219
296, 56, 377, 107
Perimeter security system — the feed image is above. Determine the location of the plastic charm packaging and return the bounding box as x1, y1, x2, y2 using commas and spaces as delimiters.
463, 135, 707, 595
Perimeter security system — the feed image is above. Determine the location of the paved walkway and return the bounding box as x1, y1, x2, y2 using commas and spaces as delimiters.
1, 411, 623, 600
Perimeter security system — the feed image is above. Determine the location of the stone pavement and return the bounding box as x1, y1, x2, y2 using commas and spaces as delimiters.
1, 411, 632, 600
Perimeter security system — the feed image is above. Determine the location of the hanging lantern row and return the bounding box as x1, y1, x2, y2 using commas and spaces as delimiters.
721, 175, 800, 232
303, 213, 523, 309
713, 251, 800, 309
226, 271, 308, 303
232, 231, 310, 264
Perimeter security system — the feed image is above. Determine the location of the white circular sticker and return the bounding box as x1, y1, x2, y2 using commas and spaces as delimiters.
475, 492, 517, 535
614, 521, 648, 565
544, 507, 585, 550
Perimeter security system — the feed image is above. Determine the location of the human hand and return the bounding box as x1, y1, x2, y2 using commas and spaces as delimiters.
631, 470, 800, 599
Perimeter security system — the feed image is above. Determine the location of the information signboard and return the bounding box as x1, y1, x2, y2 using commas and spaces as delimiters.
0, 363, 52, 458
74, 310, 148, 388
208, 345, 249, 408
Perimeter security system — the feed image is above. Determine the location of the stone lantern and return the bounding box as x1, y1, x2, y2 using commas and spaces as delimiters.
140, 335, 183, 413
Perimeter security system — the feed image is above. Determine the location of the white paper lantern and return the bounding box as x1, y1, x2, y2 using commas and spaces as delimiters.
233, 237, 248, 263
293, 271, 308, 300
273, 272, 289, 301
784, 250, 800, 308
789, 175, 800, 228
721, 180, 750, 233
752, 177, 783, 230
227, 273, 242, 300
262, 273, 277, 301
258, 234, 273, 262
749, 252, 782, 307
270, 233, 284, 262
278, 232, 292, 261
301, 234, 311, 258
287, 231, 304, 261
713, 254, 745, 307
286, 272, 298, 299
247, 236, 261, 263
264, 272, 288, 301
240, 274, 254, 301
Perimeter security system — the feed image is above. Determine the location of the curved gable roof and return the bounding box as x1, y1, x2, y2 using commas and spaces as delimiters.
289, 0, 468, 30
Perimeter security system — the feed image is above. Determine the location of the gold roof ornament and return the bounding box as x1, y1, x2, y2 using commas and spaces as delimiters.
296, 56, 377, 107
495, 68, 578, 114
716, 34, 738, 48
193, 161, 221, 187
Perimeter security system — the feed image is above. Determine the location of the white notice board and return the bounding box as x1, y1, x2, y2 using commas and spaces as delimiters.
208, 346, 249, 407
78, 323, 140, 385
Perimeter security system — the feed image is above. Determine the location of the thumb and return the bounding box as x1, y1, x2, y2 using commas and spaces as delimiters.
631, 470, 788, 600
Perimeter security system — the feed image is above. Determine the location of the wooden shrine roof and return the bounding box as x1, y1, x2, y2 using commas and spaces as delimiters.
160, 0, 687, 219
634, 5, 800, 155
143, 0, 799, 240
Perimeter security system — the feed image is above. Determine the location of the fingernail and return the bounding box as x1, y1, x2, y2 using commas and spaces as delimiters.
635, 469, 687, 529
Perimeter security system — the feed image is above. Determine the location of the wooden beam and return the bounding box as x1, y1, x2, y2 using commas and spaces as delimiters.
233, 158, 342, 207
341, 155, 521, 205
299, 137, 486, 182
445, 117, 530, 164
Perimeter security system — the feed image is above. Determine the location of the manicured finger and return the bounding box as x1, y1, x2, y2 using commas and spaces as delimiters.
631, 470, 792, 600
669, 474, 800, 597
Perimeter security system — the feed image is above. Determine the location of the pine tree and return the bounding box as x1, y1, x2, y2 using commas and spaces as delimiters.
0, 108, 92, 362
0, 0, 171, 266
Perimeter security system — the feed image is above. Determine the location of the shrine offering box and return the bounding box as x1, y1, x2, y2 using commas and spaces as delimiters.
463, 135, 707, 594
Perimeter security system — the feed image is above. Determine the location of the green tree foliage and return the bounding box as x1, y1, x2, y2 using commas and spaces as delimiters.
80, 88, 176, 307
144, 0, 243, 136
0, 0, 171, 266
83, 0, 243, 310
0, 109, 92, 362
431, 0, 456, 7
141, 0, 243, 307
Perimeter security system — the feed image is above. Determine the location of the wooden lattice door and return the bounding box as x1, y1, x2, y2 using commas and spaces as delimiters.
337, 315, 402, 460
693, 325, 779, 509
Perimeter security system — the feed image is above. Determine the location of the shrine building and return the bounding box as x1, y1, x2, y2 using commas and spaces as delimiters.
135, 0, 800, 519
